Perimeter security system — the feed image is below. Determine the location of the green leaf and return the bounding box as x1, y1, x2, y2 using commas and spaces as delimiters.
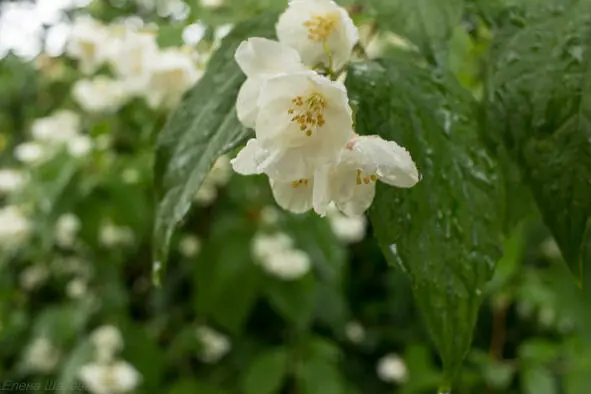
346, 57, 502, 381
265, 274, 317, 331
152, 12, 278, 284
297, 339, 345, 394
241, 347, 289, 394
522, 367, 557, 394
368, 0, 464, 64
485, 3, 591, 283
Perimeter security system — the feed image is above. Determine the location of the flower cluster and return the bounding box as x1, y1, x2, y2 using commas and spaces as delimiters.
231, 0, 420, 217
66, 15, 203, 111
79, 325, 141, 394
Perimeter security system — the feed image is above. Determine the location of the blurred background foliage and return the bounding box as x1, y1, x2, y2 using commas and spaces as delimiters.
0, 0, 590, 393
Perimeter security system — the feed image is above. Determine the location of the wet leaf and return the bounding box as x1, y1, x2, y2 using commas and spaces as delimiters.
346, 56, 502, 381
152, 13, 277, 284
485, 3, 591, 283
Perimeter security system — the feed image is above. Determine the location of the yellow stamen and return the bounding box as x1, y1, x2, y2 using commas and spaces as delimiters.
303, 14, 339, 43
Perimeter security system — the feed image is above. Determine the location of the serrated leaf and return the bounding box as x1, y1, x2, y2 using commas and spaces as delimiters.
346, 58, 502, 381
485, 3, 591, 283
152, 13, 278, 283
241, 347, 289, 394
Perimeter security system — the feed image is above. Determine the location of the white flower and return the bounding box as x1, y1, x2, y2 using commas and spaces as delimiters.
326, 203, 366, 243
24, 337, 61, 374
91, 325, 124, 363
178, 235, 201, 258
200, 0, 224, 8
232, 72, 353, 182
107, 28, 158, 90
31, 110, 80, 143
195, 183, 218, 205
344, 321, 365, 344
314, 135, 419, 216
15, 142, 46, 164
377, 354, 408, 384
66, 278, 87, 299
73, 76, 129, 113
196, 326, 231, 363
56, 213, 81, 247
99, 222, 135, 248
251, 232, 310, 280
68, 135, 93, 157
264, 248, 311, 280
259, 205, 280, 226
252, 232, 294, 262
0, 206, 30, 247
20, 265, 49, 291
66, 15, 110, 74
0, 169, 25, 194
276, 0, 358, 70
144, 48, 201, 109
79, 360, 141, 394
234, 37, 307, 128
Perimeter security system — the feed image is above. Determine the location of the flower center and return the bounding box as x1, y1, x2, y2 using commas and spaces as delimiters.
287, 93, 327, 137
356, 169, 377, 185
291, 179, 309, 189
303, 14, 339, 43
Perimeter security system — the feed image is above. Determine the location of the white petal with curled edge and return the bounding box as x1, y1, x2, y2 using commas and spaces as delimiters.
234, 37, 306, 79
230, 139, 267, 175
270, 178, 313, 214
236, 78, 260, 128
350, 136, 419, 188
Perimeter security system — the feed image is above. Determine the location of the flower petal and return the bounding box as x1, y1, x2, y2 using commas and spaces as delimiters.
236, 78, 260, 129
335, 180, 376, 216
350, 136, 419, 188
230, 139, 266, 175
312, 165, 332, 216
270, 178, 313, 214
234, 37, 305, 79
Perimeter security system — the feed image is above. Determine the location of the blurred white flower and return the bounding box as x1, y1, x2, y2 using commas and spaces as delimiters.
260, 205, 280, 226
31, 109, 80, 143
178, 235, 201, 258
264, 248, 311, 280
196, 326, 231, 363
326, 203, 366, 243
276, 0, 358, 70
91, 325, 124, 363
79, 360, 141, 394
107, 28, 158, 93
68, 135, 94, 157
182, 23, 207, 45
55, 213, 81, 247
377, 354, 408, 384
20, 265, 50, 291
23, 337, 61, 374
200, 0, 224, 8
66, 15, 110, 74
0, 206, 30, 247
99, 222, 135, 248
0, 169, 25, 194
195, 156, 232, 206
252, 232, 294, 262
15, 142, 46, 164
73, 76, 129, 113
144, 48, 202, 109
213, 24, 233, 43
252, 232, 310, 280
66, 278, 88, 299
344, 321, 365, 344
